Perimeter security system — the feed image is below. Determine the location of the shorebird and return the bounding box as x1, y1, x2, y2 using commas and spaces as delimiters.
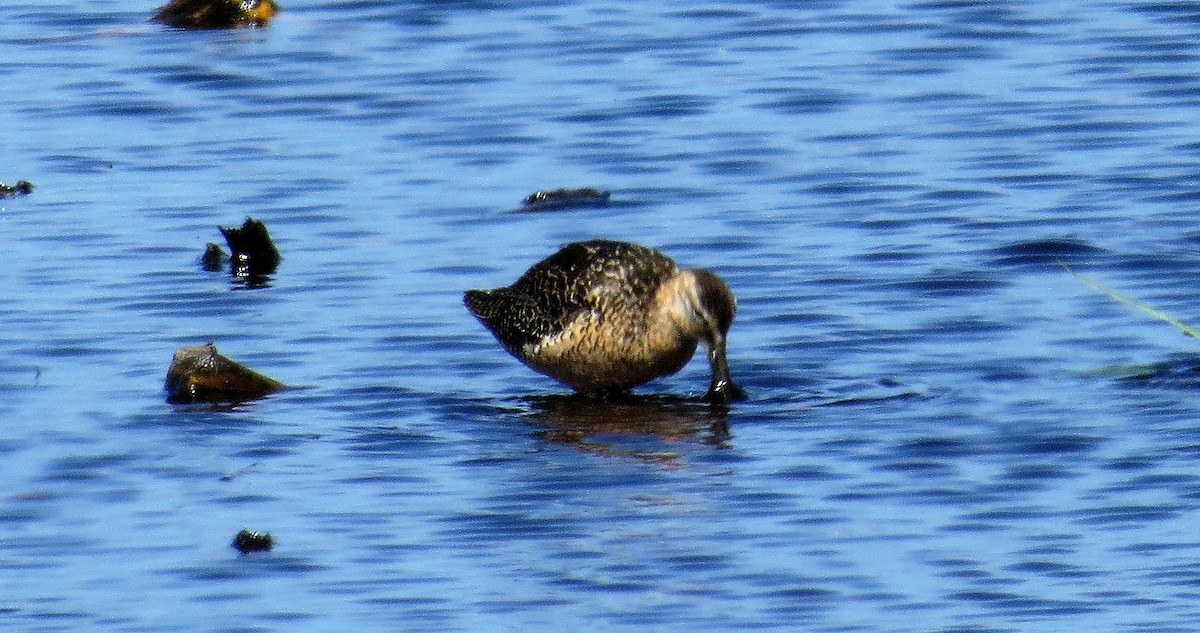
464, 240, 745, 402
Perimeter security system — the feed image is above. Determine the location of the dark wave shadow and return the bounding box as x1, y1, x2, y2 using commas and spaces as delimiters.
517, 393, 733, 465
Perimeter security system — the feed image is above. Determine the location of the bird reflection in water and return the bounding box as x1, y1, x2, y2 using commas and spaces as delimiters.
520, 394, 732, 465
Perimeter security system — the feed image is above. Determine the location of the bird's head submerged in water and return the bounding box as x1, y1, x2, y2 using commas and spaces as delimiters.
673, 268, 745, 403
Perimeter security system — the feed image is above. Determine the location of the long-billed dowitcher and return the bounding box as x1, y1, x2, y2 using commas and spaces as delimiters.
464, 240, 745, 402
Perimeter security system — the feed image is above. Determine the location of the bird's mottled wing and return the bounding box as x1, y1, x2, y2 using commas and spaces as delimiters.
465, 240, 678, 353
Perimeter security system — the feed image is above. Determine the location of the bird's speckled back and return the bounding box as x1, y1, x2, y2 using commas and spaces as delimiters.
464, 240, 679, 354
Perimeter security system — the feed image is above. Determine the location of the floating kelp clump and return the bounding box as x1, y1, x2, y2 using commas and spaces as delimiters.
164, 342, 286, 404
521, 187, 611, 211
202, 217, 281, 287
0, 180, 33, 198
152, 0, 279, 29
232, 529, 273, 554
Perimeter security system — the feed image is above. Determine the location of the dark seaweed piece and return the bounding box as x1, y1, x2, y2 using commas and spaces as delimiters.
201, 242, 227, 272
0, 180, 34, 198
152, 0, 278, 29
232, 529, 273, 554
521, 187, 611, 211
219, 217, 281, 287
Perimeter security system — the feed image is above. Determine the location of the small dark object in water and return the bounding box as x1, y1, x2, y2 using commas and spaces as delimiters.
521, 187, 611, 211
232, 529, 273, 554
0, 180, 34, 198
164, 342, 286, 404
201, 242, 227, 272
219, 217, 281, 281
465, 240, 745, 402
152, 0, 278, 29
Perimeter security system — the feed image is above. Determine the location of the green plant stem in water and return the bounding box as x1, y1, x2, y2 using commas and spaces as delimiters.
1062, 263, 1200, 339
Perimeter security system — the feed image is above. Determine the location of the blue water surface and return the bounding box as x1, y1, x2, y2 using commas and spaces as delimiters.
5, 1, 1200, 631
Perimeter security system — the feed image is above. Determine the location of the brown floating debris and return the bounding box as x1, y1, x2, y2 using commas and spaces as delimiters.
164, 342, 285, 404
521, 187, 611, 211
0, 180, 34, 198
152, 0, 279, 29
219, 217, 281, 284
232, 529, 273, 554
